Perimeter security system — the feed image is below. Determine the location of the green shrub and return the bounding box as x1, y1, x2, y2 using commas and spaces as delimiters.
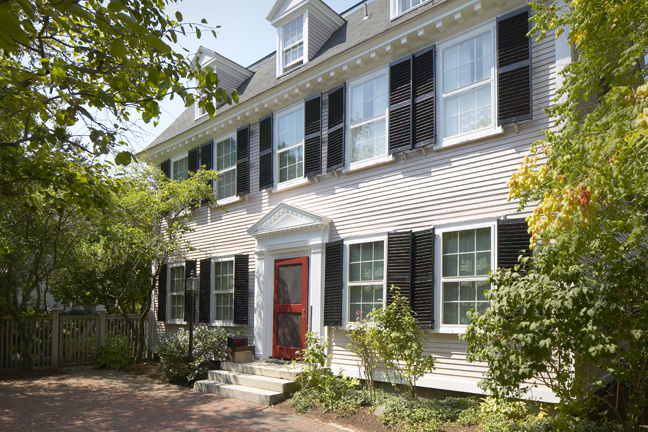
347, 318, 380, 401
381, 397, 442, 432
94, 336, 133, 370
290, 331, 369, 415
370, 286, 435, 399
155, 326, 231, 383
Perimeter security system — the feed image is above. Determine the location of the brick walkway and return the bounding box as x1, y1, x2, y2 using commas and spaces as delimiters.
0, 367, 357, 432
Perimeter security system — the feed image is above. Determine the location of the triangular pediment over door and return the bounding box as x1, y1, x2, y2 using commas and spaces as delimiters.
247, 202, 330, 238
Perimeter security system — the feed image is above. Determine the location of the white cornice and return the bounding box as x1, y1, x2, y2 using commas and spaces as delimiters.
145, 0, 523, 163
247, 202, 331, 238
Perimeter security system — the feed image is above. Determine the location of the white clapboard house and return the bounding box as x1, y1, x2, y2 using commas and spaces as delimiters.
142, 0, 569, 401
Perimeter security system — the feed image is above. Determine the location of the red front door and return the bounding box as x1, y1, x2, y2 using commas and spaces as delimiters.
272, 257, 309, 359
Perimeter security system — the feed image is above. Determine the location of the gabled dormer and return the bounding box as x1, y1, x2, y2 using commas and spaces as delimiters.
267, 0, 345, 77
193, 47, 254, 119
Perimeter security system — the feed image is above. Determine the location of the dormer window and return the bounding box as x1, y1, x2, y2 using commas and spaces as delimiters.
282, 17, 304, 71
392, 0, 430, 18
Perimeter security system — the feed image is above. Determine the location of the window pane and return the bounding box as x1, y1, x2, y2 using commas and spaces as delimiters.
459, 252, 475, 276
459, 230, 475, 253
373, 260, 384, 280
361, 243, 373, 261
476, 281, 489, 301
460, 302, 473, 325
443, 232, 458, 254
443, 254, 458, 277
349, 263, 360, 282
476, 228, 490, 251
350, 286, 362, 303
443, 302, 458, 325
443, 282, 458, 302
172, 157, 188, 181
460, 281, 474, 301
476, 252, 491, 275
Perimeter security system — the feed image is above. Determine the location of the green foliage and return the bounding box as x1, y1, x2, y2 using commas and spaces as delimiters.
464, 0, 648, 428
346, 318, 380, 401
381, 396, 481, 431
94, 336, 133, 370
370, 287, 435, 399
291, 331, 369, 415
155, 326, 231, 383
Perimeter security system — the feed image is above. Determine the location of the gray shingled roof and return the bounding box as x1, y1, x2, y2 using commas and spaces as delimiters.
144, 0, 443, 152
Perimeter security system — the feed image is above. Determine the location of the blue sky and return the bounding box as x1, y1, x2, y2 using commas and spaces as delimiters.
130, 0, 361, 153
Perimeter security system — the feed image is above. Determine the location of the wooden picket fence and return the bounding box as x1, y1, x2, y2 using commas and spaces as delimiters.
0, 311, 153, 370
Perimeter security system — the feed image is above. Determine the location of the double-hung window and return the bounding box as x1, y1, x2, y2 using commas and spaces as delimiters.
215, 136, 237, 199
171, 155, 188, 182
212, 259, 234, 323
282, 17, 304, 71
441, 26, 496, 141
393, 0, 429, 16
168, 264, 185, 321
276, 104, 304, 184
348, 239, 385, 321
348, 69, 388, 164
440, 225, 493, 326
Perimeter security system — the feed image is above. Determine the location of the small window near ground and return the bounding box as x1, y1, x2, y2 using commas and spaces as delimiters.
276, 105, 304, 183
168, 264, 185, 321
216, 137, 237, 199
348, 70, 388, 164
441, 227, 491, 325
348, 240, 385, 321
212, 260, 234, 323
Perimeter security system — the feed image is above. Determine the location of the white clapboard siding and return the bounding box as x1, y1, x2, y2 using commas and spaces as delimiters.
154, 16, 557, 399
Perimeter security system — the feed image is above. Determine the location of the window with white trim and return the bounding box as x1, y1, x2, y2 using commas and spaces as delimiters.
441, 227, 492, 325
171, 155, 188, 182
348, 69, 388, 164
212, 259, 234, 323
276, 104, 304, 183
348, 240, 385, 321
168, 264, 185, 321
393, 0, 429, 16
440, 27, 495, 140
215, 136, 236, 199
282, 17, 304, 71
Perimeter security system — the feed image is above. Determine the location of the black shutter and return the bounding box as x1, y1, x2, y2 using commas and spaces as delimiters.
387, 231, 412, 303
412, 229, 434, 328
233, 254, 249, 325
324, 240, 343, 326
304, 94, 322, 177
497, 219, 532, 269
188, 147, 199, 174
160, 159, 171, 179
200, 142, 214, 205
258, 114, 273, 190
326, 84, 345, 172
184, 260, 197, 322
236, 125, 250, 196
413, 46, 436, 147
389, 56, 412, 154
157, 264, 167, 321
199, 258, 211, 323
497, 7, 532, 125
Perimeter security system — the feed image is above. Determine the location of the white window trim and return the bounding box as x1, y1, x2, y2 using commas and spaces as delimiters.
434, 220, 496, 334
277, 13, 308, 76
210, 256, 236, 327
274, 102, 305, 187
195, 103, 208, 120
166, 262, 185, 325
343, 233, 388, 326
436, 23, 503, 149
170, 151, 189, 182
390, 0, 432, 20
214, 132, 237, 200
346, 67, 389, 170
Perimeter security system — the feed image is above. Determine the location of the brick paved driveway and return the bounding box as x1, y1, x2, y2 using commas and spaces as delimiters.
0, 367, 356, 432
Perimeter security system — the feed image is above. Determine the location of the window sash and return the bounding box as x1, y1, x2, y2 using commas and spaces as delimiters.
168, 265, 185, 321
440, 227, 492, 326
212, 260, 234, 323
282, 17, 303, 68
348, 71, 388, 164
440, 29, 495, 140
172, 157, 188, 181
216, 137, 237, 199
347, 239, 385, 322
276, 106, 304, 183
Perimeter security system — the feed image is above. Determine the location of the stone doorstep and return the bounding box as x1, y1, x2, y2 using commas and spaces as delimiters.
221, 360, 305, 381
207, 370, 299, 394
193, 380, 288, 406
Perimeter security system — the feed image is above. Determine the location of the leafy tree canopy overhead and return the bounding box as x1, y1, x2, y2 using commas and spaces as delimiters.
0, 0, 233, 209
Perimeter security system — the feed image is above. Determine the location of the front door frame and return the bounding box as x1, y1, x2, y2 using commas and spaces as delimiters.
272, 256, 309, 359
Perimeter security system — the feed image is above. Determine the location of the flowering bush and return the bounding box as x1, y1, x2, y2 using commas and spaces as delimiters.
155, 326, 231, 383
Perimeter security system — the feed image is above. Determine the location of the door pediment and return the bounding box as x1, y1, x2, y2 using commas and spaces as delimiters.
248, 203, 330, 238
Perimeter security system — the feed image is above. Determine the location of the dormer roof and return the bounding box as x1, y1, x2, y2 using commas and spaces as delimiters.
193, 46, 254, 93
266, 0, 345, 28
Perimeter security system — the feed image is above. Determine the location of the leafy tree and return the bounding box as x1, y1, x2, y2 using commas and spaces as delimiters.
0, 0, 233, 211
465, 0, 648, 427
52, 163, 220, 361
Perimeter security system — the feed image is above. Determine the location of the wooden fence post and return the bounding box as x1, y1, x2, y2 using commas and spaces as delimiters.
98, 311, 107, 348
52, 311, 60, 369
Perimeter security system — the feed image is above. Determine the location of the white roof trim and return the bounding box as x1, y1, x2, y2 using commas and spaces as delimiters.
247, 202, 331, 238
